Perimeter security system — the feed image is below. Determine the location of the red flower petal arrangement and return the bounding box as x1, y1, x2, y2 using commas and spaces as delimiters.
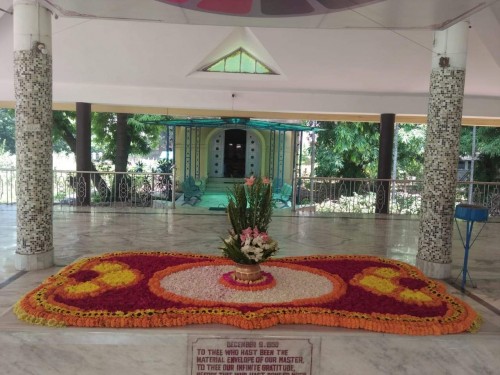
14, 252, 481, 335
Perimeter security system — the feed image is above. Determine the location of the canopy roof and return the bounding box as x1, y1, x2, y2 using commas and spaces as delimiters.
0, 0, 499, 124
148, 117, 320, 132
12, 0, 498, 30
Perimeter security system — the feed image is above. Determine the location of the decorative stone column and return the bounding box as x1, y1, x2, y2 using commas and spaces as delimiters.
14, 0, 54, 270
416, 21, 469, 279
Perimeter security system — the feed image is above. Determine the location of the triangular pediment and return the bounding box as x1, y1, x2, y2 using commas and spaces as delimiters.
202, 47, 277, 75
189, 27, 283, 79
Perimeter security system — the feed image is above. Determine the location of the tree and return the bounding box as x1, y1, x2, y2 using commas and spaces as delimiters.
0, 108, 15, 154
312, 121, 427, 180
115, 113, 130, 173
92, 113, 165, 170
0, 108, 167, 174
0, 108, 73, 155
395, 124, 426, 179
460, 126, 500, 181
313, 121, 380, 178
52, 111, 168, 200
52, 110, 113, 199
52, 111, 166, 169
52, 111, 76, 153
92, 113, 167, 200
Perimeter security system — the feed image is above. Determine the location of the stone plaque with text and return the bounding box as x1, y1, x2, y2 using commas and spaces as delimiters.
188, 336, 320, 375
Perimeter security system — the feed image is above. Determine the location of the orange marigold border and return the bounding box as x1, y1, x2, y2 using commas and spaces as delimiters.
13, 251, 482, 335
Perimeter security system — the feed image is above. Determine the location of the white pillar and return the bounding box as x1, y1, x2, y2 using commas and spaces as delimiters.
14, 0, 54, 270
416, 21, 469, 279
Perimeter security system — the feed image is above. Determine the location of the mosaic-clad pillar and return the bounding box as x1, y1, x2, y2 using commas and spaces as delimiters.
416, 21, 469, 279
14, 0, 54, 270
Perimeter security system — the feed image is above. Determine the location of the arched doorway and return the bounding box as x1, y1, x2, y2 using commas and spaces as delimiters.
224, 129, 246, 177
208, 129, 261, 178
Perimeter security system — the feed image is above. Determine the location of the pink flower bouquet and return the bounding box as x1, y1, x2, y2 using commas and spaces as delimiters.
221, 176, 278, 264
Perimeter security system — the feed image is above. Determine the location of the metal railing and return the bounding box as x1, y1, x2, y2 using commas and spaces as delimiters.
1, 168, 499, 216
0, 169, 176, 209
456, 181, 500, 216
293, 177, 500, 217
294, 177, 423, 214
0, 168, 16, 205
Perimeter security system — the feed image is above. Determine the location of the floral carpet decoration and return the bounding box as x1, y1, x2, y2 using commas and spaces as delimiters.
14, 252, 481, 335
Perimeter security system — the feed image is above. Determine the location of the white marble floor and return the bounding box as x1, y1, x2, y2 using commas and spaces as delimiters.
0, 206, 499, 374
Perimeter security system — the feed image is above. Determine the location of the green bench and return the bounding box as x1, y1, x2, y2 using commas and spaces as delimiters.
272, 183, 293, 207
181, 176, 203, 205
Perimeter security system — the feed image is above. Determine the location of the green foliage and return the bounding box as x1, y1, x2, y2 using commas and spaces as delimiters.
460, 126, 500, 157
1, 108, 75, 155
391, 193, 421, 215
221, 231, 278, 265
396, 124, 426, 179
460, 127, 500, 181
130, 161, 145, 173
222, 177, 277, 264
312, 121, 427, 180
154, 159, 173, 174
226, 177, 273, 234
52, 111, 76, 153
91, 113, 116, 161
313, 121, 380, 178
221, 235, 253, 264
92, 113, 166, 164
314, 191, 421, 215
0, 109, 15, 154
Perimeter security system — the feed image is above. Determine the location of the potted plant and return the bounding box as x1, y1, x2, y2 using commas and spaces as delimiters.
220, 176, 279, 281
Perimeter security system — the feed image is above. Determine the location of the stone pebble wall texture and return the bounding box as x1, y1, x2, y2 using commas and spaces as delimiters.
417, 68, 466, 264
14, 48, 53, 256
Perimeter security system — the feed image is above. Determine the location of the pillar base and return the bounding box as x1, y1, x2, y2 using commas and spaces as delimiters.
416, 257, 451, 279
15, 250, 54, 271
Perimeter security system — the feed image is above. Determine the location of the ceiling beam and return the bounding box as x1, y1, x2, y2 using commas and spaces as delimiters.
1, 100, 500, 126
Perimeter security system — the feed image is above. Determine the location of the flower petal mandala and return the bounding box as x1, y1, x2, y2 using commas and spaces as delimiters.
14, 252, 481, 335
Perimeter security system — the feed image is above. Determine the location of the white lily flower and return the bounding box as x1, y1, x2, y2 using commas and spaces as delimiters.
241, 245, 253, 254
253, 236, 264, 247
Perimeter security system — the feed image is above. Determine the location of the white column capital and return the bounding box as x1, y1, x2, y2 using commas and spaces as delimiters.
13, 0, 52, 52
13, 0, 39, 5
432, 20, 470, 70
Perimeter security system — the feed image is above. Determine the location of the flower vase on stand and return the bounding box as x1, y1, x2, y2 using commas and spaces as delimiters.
234, 263, 262, 282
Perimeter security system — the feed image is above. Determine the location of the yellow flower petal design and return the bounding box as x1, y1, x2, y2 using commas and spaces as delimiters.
92, 262, 124, 273
100, 270, 138, 287
373, 267, 400, 279
359, 275, 397, 294
65, 281, 100, 294
400, 289, 433, 302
